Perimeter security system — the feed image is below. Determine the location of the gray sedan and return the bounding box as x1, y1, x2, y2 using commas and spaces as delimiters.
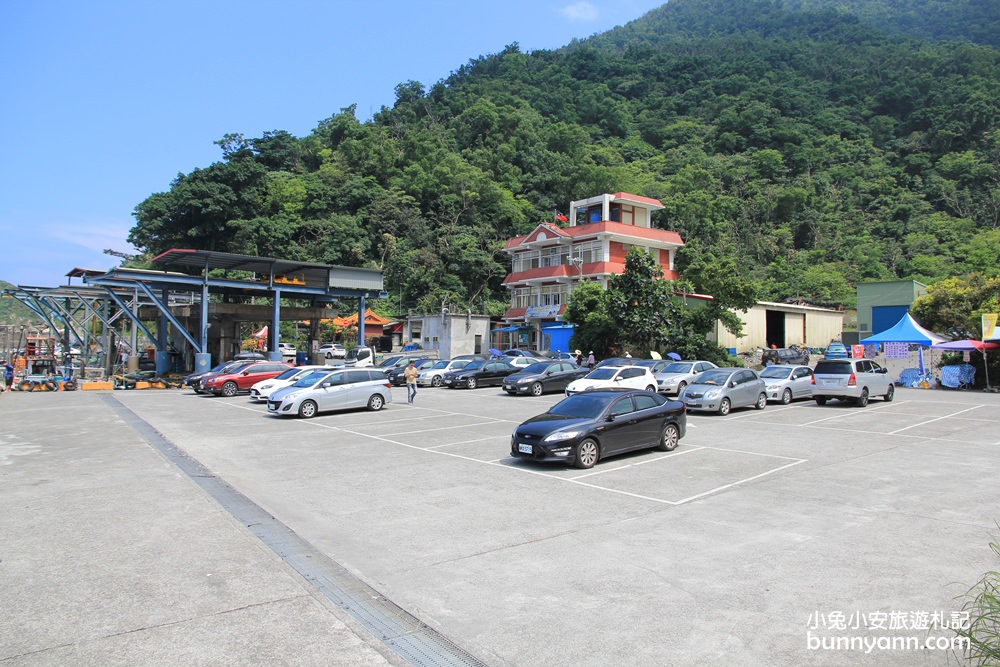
679, 368, 767, 415
653, 360, 718, 395
759, 365, 814, 404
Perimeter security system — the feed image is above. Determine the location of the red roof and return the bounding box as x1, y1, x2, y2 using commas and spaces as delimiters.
506, 221, 683, 250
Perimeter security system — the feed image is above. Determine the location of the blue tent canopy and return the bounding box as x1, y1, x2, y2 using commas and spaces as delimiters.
859, 313, 945, 345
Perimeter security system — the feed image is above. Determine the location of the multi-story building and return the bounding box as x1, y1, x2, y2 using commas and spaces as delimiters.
499, 192, 684, 351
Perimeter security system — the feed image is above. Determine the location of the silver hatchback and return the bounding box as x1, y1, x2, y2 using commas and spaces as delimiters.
680, 368, 767, 415
811, 358, 894, 407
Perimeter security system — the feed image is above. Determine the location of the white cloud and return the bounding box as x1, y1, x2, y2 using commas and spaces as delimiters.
560, 1, 599, 22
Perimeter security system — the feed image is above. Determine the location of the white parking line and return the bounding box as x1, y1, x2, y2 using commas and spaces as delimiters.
800, 400, 909, 426
572, 447, 705, 479
669, 459, 807, 505
888, 404, 984, 435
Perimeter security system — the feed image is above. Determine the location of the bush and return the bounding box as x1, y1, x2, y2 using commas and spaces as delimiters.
955, 535, 1000, 665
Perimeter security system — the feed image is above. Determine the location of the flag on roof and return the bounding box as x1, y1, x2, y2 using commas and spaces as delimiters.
554, 211, 568, 222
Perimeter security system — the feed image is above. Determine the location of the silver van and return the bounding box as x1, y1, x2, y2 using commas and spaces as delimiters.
812, 358, 894, 407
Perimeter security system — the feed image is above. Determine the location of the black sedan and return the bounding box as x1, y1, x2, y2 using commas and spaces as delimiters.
502, 360, 589, 396
442, 360, 518, 389
387, 358, 438, 386
510, 388, 686, 469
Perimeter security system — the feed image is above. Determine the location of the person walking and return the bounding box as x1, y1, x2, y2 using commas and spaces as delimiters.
3, 360, 14, 392
403, 360, 419, 404
586, 351, 595, 369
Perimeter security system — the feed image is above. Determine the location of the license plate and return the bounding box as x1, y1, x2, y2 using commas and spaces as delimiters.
267, 404, 277, 411
503, 384, 512, 390
518, 443, 532, 454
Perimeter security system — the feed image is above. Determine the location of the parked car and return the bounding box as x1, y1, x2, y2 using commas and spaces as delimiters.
653, 360, 719, 395
194, 361, 256, 394
276, 342, 296, 360
506, 356, 543, 368
443, 360, 519, 389
634, 359, 675, 374
759, 365, 814, 404
201, 362, 292, 397
267, 368, 391, 418
387, 358, 439, 386
811, 358, 894, 407
503, 349, 544, 358
679, 368, 767, 415
319, 343, 346, 359
824, 342, 850, 359
502, 361, 590, 396
185, 361, 244, 393
417, 359, 472, 387
565, 365, 658, 396
248, 365, 328, 402
593, 357, 633, 370
510, 388, 686, 469
761, 346, 811, 366
231, 351, 267, 361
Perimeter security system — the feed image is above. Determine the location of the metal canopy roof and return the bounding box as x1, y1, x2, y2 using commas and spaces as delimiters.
150, 248, 384, 295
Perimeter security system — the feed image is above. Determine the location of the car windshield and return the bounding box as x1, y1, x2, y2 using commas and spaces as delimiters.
274, 367, 303, 381
430, 360, 450, 369
760, 367, 793, 379
521, 362, 551, 374
292, 370, 334, 387
586, 368, 619, 380
661, 362, 694, 373
694, 369, 735, 385
550, 393, 614, 418
464, 361, 486, 370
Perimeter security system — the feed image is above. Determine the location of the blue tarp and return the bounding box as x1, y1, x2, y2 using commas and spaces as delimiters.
859, 313, 945, 345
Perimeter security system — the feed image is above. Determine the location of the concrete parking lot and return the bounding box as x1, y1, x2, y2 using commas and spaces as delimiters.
2, 383, 999, 666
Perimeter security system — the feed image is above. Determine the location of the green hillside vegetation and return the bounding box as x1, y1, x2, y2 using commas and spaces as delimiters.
0, 281, 45, 326
127, 0, 1000, 316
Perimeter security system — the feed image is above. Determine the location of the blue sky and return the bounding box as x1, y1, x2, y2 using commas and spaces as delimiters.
1, 0, 665, 287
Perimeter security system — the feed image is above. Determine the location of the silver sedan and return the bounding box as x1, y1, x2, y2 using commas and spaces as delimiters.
759, 365, 814, 404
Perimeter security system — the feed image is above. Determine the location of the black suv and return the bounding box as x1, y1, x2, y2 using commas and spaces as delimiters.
761, 346, 810, 366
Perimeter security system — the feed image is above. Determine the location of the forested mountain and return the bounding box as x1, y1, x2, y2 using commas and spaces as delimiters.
128, 0, 1000, 315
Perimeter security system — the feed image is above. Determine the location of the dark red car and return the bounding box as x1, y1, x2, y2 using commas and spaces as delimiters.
201, 362, 292, 397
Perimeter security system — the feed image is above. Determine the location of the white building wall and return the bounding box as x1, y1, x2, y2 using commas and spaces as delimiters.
406, 313, 491, 357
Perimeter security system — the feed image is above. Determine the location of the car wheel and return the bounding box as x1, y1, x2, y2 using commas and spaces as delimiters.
676, 381, 687, 395
855, 388, 869, 407
718, 398, 731, 416
657, 423, 680, 451
815, 397, 827, 405
530, 382, 543, 397
466, 377, 477, 389
368, 394, 385, 411
574, 438, 599, 469
325, 352, 332, 359
645, 384, 657, 393
884, 384, 895, 402
431, 375, 442, 387
781, 388, 792, 405
755, 392, 767, 410
221, 381, 239, 397
298, 400, 317, 418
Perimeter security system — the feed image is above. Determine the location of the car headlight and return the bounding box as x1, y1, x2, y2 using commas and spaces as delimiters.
544, 430, 581, 443
259, 383, 273, 391
766, 384, 779, 391
704, 388, 722, 399
282, 391, 301, 401
517, 377, 532, 384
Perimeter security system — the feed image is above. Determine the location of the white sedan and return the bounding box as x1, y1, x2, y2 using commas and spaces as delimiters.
248, 365, 328, 402
759, 364, 814, 404
565, 365, 658, 396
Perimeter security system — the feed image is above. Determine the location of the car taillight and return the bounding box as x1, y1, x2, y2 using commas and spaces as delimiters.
811, 375, 815, 385
847, 373, 856, 386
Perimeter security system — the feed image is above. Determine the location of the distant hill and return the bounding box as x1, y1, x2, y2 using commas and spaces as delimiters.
0, 281, 45, 326
125, 0, 1000, 313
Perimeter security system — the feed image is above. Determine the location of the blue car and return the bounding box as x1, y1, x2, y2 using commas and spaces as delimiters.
825, 342, 850, 359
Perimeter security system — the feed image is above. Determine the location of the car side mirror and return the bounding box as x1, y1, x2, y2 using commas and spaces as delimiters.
241, 370, 250, 376
605, 414, 616, 422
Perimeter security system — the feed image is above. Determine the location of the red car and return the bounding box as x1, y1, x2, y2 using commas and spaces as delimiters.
201, 362, 293, 397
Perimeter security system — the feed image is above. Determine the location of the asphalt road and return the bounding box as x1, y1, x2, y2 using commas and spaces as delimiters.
2, 383, 998, 666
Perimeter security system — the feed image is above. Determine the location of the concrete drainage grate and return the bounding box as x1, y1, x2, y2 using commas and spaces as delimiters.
104, 395, 487, 667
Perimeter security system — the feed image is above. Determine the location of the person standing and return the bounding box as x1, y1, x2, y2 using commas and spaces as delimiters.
3, 360, 14, 392
586, 351, 595, 369
403, 360, 419, 404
